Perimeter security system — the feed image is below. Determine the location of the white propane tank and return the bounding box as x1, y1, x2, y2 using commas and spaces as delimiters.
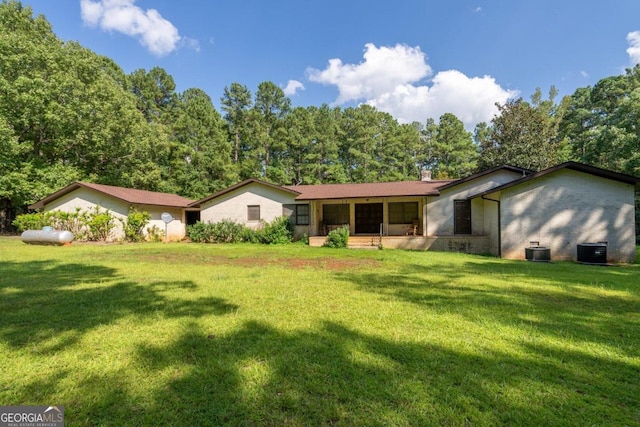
21, 229, 74, 245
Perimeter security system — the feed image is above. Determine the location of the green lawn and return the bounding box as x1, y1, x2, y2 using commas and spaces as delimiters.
0, 237, 639, 426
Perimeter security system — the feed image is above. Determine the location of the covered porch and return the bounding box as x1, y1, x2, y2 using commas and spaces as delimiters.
306, 197, 491, 253
308, 198, 428, 238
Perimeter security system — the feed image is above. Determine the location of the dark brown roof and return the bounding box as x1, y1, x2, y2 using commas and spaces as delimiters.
29, 182, 195, 210
471, 161, 640, 199
283, 180, 454, 200
189, 179, 301, 207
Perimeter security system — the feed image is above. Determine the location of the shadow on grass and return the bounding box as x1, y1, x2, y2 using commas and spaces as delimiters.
0, 260, 238, 350
3, 254, 639, 425
335, 259, 640, 356
24, 320, 637, 426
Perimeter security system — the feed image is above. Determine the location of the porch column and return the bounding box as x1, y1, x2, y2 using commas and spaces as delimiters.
309, 201, 316, 236
422, 198, 428, 237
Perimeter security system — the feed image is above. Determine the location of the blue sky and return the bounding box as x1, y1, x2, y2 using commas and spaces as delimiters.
22, 0, 640, 129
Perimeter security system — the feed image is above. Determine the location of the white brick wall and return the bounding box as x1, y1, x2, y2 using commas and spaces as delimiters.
44, 188, 187, 241
200, 182, 298, 228
427, 170, 525, 236
500, 169, 636, 262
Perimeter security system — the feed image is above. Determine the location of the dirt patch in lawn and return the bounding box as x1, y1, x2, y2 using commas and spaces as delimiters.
202, 255, 381, 271
279, 257, 381, 271
134, 252, 381, 271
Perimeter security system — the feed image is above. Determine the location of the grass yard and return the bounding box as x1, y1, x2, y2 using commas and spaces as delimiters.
0, 237, 639, 426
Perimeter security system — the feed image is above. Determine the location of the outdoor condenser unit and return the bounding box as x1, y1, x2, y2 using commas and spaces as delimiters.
577, 242, 607, 264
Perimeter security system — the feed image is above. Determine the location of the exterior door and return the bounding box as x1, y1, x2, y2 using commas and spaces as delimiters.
355, 203, 383, 234
454, 200, 472, 234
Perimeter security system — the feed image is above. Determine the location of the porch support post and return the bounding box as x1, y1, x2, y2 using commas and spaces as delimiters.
422, 197, 428, 237
309, 201, 316, 236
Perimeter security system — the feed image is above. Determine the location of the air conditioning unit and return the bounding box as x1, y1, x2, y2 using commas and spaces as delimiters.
577, 243, 607, 264
525, 246, 550, 262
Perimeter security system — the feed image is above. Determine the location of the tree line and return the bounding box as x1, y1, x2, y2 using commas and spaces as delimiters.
1, 1, 639, 232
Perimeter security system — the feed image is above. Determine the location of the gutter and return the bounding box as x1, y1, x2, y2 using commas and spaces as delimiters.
481, 195, 501, 257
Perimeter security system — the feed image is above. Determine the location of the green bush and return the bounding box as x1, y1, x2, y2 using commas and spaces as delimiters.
51, 208, 86, 239
146, 225, 165, 242
12, 212, 52, 231
186, 221, 212, 243
187, 219, 246, 243
187, 217, 293, 245
210, 219, 246, 243
324, 226, 349, 248
14, 207, 116, 241
241, 226, 259, 243
296, 233, 309, 245
84, 206, 115, 241
121, 209, 151, 242
257, 216, 293, 244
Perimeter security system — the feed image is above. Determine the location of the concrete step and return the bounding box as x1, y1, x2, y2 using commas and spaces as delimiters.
347, 236, 380, 249
347, 245, 380, 250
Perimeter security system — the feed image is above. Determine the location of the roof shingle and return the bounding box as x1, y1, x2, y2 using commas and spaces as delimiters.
283, 180, 454, 200
30, 182, 195, 210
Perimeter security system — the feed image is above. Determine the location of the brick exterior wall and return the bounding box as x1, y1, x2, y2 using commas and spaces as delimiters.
499, 169, 636, 262
44, 188, 187, 241
200, 182, 299, 229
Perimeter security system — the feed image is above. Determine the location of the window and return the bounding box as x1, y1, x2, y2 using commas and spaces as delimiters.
323, 204, 349, 225
283, 204, 310, 226
295, 204, 309, 225
389, 202, 418, 224
248, 205, 260, 221
454, 200, 471, 234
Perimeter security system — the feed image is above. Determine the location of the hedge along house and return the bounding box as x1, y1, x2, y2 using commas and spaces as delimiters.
29, 182, 196, 241
193, 162, 639, 262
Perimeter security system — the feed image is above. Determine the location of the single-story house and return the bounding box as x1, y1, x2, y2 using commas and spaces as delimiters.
29, 182, 197, 241
190, 162, 640, 263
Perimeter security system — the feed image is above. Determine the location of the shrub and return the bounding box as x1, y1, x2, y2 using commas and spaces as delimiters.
187, 221, 211, 243
84, 206, 115, 241
187, 219, 246, 243
146, 225, 165, 242
257, 216, 293, 244
324, 226, 349, 248
296, 233, 309, 245
51, 208, 86, 239
241, 226, 259, 243
14, 207, 115, 241
187, 217, 293, 245
13, 212, 52, 231
121, 209, 151, 242
210, 219, 246, 243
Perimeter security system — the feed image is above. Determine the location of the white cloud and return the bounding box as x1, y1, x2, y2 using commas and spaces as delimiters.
308, 43, 432, 104
626, 31, 640, 65
580, 70, 589, 78
283, 80, 305, 96
182, 37, 201, 53
307, 43, 516, 129
368, 70, 516, 128
80, 0, 196, 56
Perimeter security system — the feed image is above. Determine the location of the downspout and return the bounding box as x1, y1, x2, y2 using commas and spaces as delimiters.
481, 195, 501, 257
